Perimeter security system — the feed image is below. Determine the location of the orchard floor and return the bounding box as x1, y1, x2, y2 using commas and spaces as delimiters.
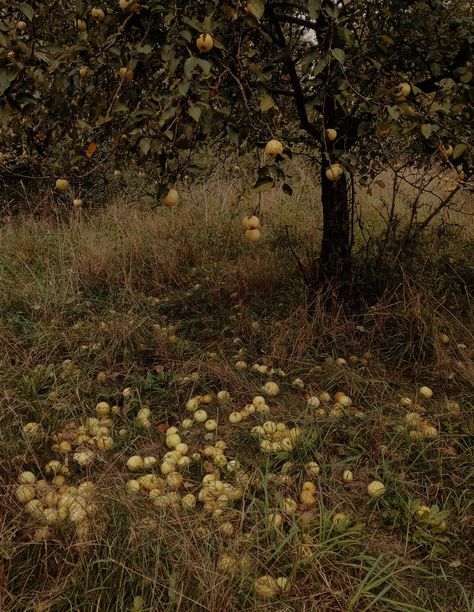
0, 190, 473, 611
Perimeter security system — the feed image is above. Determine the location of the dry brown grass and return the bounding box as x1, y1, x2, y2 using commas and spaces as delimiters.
0, 165, 473, 611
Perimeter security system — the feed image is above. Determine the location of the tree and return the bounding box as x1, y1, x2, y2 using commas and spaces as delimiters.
1, 0, 472, 289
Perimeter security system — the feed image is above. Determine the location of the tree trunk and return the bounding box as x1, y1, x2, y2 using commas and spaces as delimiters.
317, 159, 352, 288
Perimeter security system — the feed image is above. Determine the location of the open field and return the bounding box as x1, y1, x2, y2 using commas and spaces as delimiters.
1, 169, 473, 611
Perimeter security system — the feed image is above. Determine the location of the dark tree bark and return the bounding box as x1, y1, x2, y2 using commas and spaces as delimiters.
318, 161, 351, 286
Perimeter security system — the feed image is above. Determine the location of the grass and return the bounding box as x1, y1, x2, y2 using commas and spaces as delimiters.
0, 164, 473, 611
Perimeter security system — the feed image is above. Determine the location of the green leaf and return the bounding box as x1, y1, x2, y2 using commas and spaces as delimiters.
226, 124, 240, 145
18, 2, 34, 21
188, 106, 201, 122
259, 94, 275, 112
249, 0, 265, 20
139, 138, 151, 155
452, 143, 467, 160
387, 105, 400, 120
331, 48, 345, 64
177, 81, 190, 96
253, 176, 274, 192
184, 57, 196, 79
421, 124, 432, 139
307, 0, 321, 20
460, 71, 472, 83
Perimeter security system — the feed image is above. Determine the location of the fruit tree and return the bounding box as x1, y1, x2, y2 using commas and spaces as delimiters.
1, 0, 472, 287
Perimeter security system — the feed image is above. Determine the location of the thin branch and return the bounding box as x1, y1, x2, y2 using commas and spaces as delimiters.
284, 225, 312, 287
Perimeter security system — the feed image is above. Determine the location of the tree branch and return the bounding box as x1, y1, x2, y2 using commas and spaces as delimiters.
266, 5, 321, 140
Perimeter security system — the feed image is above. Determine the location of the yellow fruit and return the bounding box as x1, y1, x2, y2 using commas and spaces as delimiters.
166, 433, 181, 448
420, 423, 438, 439
204, 419, 218, 431
261, 381, 279, 397
343, 470, 353, 482
69, 500, 87, 523
126, 455, 144, 471
245, 228, 261, 242
229, 411, 242, 424
194, 409, 208, 423
17, 21, 27, 32
439, 333, 450, 344
306, 462, 320, 477
162, 188, 179, 206
73, 198, 83, 207
76, 19, 87, 31
18, 471, 36, 485
302, 481, 317, 495
307, 396, 320, 408
419, 386, 433, 399
15, 484, 36, 503
367, 480, 385, 498
440, 144, 453, 158
253, 575, 279, 600
182, 493, 196, 510
55, 179, 70, 192
96, 436, 114, 451
217, 552, 238, 575
91, 8, 105, 20
276, 576, 290, 593
326, 163, 344, 181
219, 521, 235, 536
319, 391, 331, 402
95, 401, 110, 417
264, 139, 284, 156
73, 449, 95, 466
79, 66, 88, 78
326, 128, 337, 141
242, 215, 260, 230
119, 0, 139, 11
217, 390, 231, 402
166, 472, 183, 489
394, 82, 411, 98
266, 512, 283, 529
26, 499, 44, 518
196, 33, 214, 53
300, 490, 316, 506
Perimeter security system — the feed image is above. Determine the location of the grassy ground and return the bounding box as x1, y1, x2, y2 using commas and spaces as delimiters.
0, 168, 473, 611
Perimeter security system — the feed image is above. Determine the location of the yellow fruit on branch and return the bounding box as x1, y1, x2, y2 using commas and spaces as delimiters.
76, 19, 87, 31
325, 163, 344, 182
17, 21, 27, 32
91, 8, 105, 20
55, 179, 70, 192
264, 139, 283, 156
196, 33, 214, 53
119, 0, 140, 11
244, 228, 261, 242
242, 215, 260, 230
326, 128, 337, 141
73, 198, 82, 207
162, 188, 179, 206
79, 66, 88, 78
119, 67, 134, 82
